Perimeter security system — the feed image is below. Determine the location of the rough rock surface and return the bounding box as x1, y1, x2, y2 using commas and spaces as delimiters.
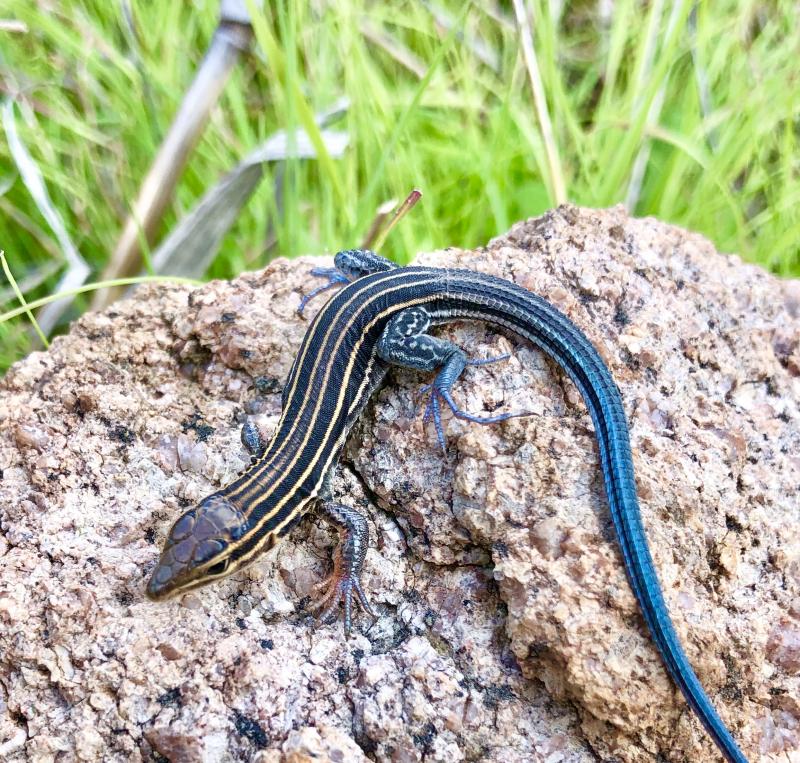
1, 205, 798, 763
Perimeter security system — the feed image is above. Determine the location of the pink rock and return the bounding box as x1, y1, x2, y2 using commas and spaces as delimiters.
1, 207, 797, 761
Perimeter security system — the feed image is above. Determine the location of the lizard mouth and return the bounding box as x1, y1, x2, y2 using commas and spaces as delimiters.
145, 553, 186, 600
145, 543, 231, 600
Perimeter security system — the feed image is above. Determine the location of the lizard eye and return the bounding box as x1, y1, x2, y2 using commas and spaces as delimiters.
207, 559, 230, 576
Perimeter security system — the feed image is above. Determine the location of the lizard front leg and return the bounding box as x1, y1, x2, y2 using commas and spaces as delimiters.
314, 501, 376, 635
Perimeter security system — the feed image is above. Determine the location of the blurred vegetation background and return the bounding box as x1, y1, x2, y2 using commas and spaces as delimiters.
1, 0, 798, 372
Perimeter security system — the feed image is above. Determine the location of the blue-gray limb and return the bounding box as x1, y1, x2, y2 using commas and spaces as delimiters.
376, 306, 527, 450
315, 501, 375, 635
240, 420, 267, 463
297, 268, 350, 315
297, 249, 399, 315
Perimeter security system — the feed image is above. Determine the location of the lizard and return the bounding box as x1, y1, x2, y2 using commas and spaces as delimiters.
146, 248, 748, 763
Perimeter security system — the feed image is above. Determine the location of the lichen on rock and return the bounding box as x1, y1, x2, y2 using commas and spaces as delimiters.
1, 206, 798, 762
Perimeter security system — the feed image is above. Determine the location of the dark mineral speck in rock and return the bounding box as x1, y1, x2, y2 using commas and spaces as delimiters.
232, 710, 268, 749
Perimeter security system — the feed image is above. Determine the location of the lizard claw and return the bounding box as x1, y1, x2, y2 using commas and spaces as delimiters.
297, 267, 350, 315
466, 352, 511, 367
418, 382, 531, 452
314, 572, 376, 636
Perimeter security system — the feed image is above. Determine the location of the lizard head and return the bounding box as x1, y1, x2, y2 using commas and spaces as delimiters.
146, 494, 249, 600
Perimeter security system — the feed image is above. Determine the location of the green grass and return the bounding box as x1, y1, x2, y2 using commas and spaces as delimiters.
1, 0, 798, 372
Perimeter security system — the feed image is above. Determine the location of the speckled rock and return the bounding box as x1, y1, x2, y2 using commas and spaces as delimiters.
1, 206, 798, 763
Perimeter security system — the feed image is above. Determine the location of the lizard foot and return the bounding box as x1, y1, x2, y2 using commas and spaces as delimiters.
314, 569, 376, 636
313, 502, 376, 635
297, 267, 350, 315
419, 383, 528, 452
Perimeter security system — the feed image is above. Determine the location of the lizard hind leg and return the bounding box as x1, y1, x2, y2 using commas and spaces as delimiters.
377, 306, 532, 451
